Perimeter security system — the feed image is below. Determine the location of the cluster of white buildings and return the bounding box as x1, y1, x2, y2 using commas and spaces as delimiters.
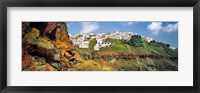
107, 31, 134, 40
70, 34, 112, 50
70, 34, 91, 49
70, 31, 154, 50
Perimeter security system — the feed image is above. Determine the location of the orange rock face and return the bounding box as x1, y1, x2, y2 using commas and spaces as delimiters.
22, 22, 79, 71
55, 28, 61, 41
45, 22, 57, 34
44, 22, 70, 42
22, 48, 31, 69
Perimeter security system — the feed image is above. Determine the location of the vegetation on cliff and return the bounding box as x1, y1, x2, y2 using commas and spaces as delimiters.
22, 22, 178, 71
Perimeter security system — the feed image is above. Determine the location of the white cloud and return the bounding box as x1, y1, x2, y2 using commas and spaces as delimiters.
163, 23, 178, 32
122, 22, 138, 26
147, 22, 178, 34
80, 22, 99, 34
147, 22, 163, 35
126, 22, 134, 25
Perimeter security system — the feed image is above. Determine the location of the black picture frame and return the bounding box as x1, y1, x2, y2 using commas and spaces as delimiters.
0, 0, 200, 93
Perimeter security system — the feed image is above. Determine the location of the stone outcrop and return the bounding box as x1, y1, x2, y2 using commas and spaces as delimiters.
22, 22, 80, 71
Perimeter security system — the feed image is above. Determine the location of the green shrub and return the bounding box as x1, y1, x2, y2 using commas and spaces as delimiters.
114, 60, 139, 71
75, 62, 100, 71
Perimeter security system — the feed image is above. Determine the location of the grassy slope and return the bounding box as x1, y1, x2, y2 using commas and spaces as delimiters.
103, 38, 177, 56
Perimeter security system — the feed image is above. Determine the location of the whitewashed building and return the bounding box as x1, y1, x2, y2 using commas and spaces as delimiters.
94, 42, 111, 50
72, 39, 82, 45
145, 37, 153, 42
94, 37, 111, 50
101, 42, 111, 47
96, 38, 104, 43
79, 41, 90, 48
94, 44, 101, 50
170, 46, 176, 50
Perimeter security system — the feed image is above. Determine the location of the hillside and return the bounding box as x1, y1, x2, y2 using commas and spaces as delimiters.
74, 35, 178, 71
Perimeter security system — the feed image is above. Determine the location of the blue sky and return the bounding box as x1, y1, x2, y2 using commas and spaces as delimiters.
67, 22, 178, 48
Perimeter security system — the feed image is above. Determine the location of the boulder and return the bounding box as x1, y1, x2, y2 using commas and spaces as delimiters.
32, 27, 40, 37
45, 22, 57, 34
30, 46, 61, 62
22, 48, 31, 69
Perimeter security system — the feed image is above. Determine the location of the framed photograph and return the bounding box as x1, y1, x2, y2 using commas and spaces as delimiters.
0, 0, 199, 93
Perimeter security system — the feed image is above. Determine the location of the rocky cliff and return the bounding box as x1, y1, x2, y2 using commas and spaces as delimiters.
22, 22, 81, 71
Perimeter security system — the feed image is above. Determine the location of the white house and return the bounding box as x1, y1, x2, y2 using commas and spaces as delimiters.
170, 46, 176, 50
94, 44, 101, 50
72, 39, 82, 45
94, 41, 111, 51
100, 42, 111, 47
145, 37, 153, 42
96, 38, 104, 43
79, 41, 89, 48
